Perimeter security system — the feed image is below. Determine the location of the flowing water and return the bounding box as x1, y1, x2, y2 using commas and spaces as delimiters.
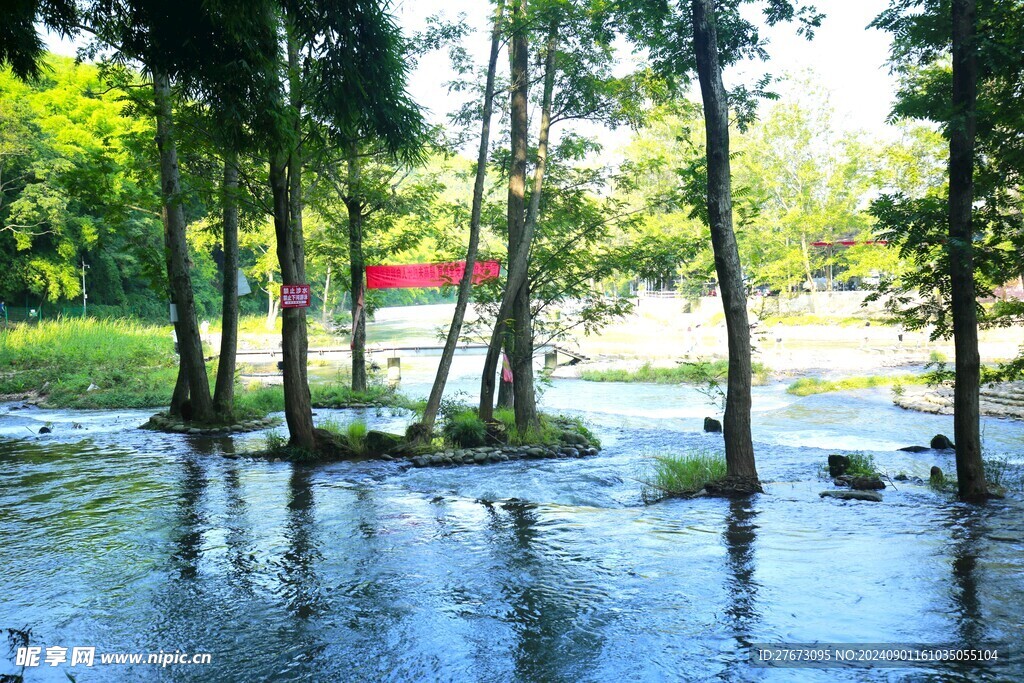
2, 361, 1023, 681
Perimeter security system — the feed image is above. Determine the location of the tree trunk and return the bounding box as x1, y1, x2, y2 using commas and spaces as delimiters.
419, 1, 504, 437
346, 142, 368, 393
691, 0, 760, 491
153, 71, 213, 423
322, 264, 331, 325
170, 342, 189, 416
266, 271, 278, 330
949, 0, 986, 502
214, 151, 240, 417
269, 34, 316, 451
479, 2, 552, 434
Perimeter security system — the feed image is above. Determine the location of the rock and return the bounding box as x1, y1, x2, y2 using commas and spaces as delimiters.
584, 447, 599, 456
473, 452, 487, 463
828, 454, 851, 477
412, 456, 426, 467
562, 447, 580, 458
898, 445, 929, 453
703, 417, 722, 433
930, 434, 955, 450
929, 466, 945, 488
894, 473, 909, 481
849, 476, 885, 491
820, 490, 883, 502
526, 447, 545, 458
833, 475, 853, 487
187, 428, 202, 435
231, 424, 244, 432
365, 431, 403, 456
38, 426, 52, 434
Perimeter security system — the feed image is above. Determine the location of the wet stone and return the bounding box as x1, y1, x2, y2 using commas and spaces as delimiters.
820, 490, 883, 502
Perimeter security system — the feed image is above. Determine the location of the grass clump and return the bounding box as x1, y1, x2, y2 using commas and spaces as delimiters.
787, 374, 929, 396
641, 450, 727, 503
442, 410, 487, 448
344, 420, 368, 455
489, 408, 598, 448
582, 360, 769, 385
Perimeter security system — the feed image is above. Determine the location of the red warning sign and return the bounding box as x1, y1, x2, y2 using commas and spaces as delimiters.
280, 284, 311, 308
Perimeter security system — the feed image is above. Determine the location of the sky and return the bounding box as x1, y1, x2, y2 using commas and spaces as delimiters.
45, 0, 900, 147
389, 0, 902, 160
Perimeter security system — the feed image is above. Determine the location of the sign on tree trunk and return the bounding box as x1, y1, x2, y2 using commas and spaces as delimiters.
281, 284, 311, 308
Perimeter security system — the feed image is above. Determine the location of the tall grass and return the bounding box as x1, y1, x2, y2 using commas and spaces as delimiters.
0, 318, 172, 370
582, 360, 770, 385
641, 450, 727, 503
0, 318, 177, 407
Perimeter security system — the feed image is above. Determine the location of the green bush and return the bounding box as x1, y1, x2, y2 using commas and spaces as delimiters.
846, 452, 878, 478
442, 410, 487, 448
641, 450, 727, 503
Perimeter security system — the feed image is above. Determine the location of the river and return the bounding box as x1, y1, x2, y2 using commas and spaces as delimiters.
1, 360, 1022, 681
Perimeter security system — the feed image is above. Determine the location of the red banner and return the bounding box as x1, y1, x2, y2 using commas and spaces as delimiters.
280, 284, 311, 308
365, 261, 501, 290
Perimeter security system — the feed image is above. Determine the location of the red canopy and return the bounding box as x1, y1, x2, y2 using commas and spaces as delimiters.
365, 260, 501, 290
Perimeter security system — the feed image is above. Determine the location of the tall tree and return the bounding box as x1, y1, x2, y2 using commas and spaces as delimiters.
478, 0, 640, 427
265, 0, 424, 451
871, 0, 1024, 500
947, 0, 985, 500
691, 0, 758, 490
419, 1, 505, 438
617, 0, 821, 493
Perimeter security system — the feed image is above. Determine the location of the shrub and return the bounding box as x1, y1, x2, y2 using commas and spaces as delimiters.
846, 452, 878, 478
442, 410, 487, 448
641, 450, 727, 503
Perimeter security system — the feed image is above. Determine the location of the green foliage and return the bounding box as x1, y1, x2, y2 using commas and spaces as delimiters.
868, 0, 1024, 373
441, 410, 487, 448
0, 57, 164, 309
787, 374, 929, 396
640, 450, 728, 504
845, 453, 878, 478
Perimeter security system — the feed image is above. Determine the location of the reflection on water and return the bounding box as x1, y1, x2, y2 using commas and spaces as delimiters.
1, 380, 1023, 681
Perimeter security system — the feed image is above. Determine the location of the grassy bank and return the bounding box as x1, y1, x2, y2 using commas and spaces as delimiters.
787, 374, 929, 396
0, 318, 411, 413
581, 360, 770, 385
0, 318, 178, 408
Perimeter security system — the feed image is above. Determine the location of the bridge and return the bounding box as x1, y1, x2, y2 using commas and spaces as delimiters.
233, 343, 589, 366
